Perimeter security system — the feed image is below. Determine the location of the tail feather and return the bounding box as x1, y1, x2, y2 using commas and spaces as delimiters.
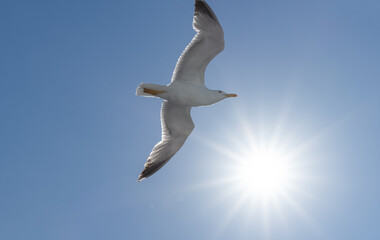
136, 83, 167, 97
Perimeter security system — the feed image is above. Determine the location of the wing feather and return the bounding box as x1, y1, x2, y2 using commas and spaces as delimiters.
171, 0, 224, 86
138, 101, 194, 181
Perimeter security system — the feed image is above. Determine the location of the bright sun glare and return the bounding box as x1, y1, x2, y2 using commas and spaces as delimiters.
196, 113, 309, 206
194, 105, 324, 238
234, 147, 292, 199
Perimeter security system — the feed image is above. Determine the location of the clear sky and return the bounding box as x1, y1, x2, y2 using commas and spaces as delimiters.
1, 0, 380, 239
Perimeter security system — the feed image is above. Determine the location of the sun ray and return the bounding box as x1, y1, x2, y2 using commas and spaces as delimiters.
192, 106, 332, 239
280, 190, 327, 238
211, 191, 252, 240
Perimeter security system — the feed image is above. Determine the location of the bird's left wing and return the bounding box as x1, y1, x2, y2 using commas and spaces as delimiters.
138, 101, 194, 181
171, 0, 224, 86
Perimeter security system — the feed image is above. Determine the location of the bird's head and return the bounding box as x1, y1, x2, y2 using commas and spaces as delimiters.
212, 90, 238, 102
216, 90, 237, 98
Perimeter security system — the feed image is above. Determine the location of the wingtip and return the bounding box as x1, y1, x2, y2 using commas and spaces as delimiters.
137, 175, 145, 182
194, 0, 217, 21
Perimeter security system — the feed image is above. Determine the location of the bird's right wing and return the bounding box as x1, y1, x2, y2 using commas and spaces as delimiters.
171, 0, 224, 86
138, 101, 194, 181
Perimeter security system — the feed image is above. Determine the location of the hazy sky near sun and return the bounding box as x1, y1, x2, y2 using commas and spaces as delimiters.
1, 0, 380, 239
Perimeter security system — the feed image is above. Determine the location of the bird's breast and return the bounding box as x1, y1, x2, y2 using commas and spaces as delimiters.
163, 83, 215, 107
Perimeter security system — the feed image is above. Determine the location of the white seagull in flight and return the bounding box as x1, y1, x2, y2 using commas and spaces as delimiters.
136, 0, 237, 182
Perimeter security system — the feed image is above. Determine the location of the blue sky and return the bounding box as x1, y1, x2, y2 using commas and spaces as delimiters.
1, 0, 380, 239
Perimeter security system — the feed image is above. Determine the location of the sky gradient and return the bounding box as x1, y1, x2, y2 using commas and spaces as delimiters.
1, 0, 380, 239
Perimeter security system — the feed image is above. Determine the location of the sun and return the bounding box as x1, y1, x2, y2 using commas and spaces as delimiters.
194, 110, 307, 206
192, 102, 327, 238
232, 146, 293, 200
197, 130, 299, 204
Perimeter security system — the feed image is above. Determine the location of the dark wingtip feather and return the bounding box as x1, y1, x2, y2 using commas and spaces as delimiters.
137, 176, 145, 182
138, 169, 149, 182
194, 0, 217, 21
137, 158, 170, 182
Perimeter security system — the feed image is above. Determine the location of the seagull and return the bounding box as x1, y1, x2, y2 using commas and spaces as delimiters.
136, 0, 237, 182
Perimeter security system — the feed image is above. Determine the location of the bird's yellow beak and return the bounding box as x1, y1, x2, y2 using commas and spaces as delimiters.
225, 93, 238, 98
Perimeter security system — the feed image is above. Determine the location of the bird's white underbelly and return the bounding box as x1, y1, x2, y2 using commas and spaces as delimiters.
161, 83, 214, 107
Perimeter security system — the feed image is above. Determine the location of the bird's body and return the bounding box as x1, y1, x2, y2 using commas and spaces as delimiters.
136, 0, 236, 181
137, 82, 228, 107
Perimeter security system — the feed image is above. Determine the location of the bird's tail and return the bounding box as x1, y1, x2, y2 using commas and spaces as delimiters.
136, 83, 167, 97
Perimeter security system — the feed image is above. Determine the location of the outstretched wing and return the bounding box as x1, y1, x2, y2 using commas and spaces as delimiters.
171, 0, 224, 86
138, 101, 194, 181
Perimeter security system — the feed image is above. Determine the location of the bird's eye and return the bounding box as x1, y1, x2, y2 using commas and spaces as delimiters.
218, 90, 222, 93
